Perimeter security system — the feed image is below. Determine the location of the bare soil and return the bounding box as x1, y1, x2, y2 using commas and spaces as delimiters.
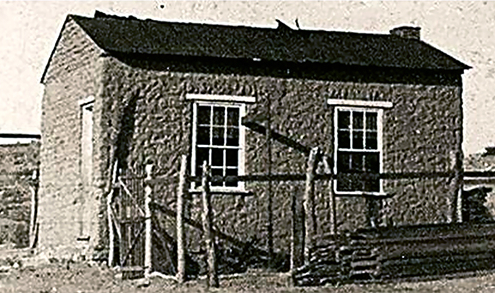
1, 261, 495, 293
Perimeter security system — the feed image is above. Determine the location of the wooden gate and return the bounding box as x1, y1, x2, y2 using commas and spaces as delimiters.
111, 168, 147, 278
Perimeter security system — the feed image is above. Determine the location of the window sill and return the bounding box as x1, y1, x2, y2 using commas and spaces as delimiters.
188, 188, 253, 196
334, 191, 392, 198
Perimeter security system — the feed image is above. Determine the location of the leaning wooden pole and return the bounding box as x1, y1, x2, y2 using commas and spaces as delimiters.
176, 155, 188, 284
29, 170, 39, 248
303, 147, 319, 265
201, 161, 219, 288
107, 160, 118, 267
144, 164, 154, 278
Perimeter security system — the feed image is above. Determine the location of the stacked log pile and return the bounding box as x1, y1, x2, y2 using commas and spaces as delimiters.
294, 222, 495, 286
377, 223, 495, 279
340, 240, 381, 280
292, 236, 342, 286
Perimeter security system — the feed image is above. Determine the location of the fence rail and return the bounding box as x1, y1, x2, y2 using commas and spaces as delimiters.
187, 171, 495, 184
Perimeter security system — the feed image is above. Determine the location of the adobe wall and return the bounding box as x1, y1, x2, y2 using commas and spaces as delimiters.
39, 17, 105, 258
383, 85, 463, 225
99, 55, 463, 266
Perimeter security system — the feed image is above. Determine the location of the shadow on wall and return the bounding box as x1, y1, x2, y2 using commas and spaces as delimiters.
462, 186, 494, 223
94, 94, 140, 259
115, 95, 139, 170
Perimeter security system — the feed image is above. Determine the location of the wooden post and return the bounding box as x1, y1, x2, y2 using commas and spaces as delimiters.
107, 191, 114, 267
144, 164, 154, 278
453, 149, 463, 223
201, 161, 218, 288
29, 170, 39, 248
322, 155, 336, 235
176, 155, 188, 284
107, 160, 118, 267
303, 147, 319, 265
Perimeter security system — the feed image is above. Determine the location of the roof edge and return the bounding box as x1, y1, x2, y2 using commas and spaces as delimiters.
419, 40, 471, 70
40, 15, 73, 84
43, 12, 472, 80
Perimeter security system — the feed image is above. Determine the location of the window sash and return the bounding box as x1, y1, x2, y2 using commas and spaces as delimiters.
192, 101, 245, 190
334, 107, 383, 194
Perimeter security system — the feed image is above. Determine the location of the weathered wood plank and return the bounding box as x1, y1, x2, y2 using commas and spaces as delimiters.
176, 155, 187, 284
144, 164, 153, 278
304, 147, 319, 265
107, 160, 118, 267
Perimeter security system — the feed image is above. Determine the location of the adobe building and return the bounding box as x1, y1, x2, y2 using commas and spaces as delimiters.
39, 11, 469, 266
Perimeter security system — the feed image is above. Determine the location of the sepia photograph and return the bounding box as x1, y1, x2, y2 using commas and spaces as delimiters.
1, 1, 495, 292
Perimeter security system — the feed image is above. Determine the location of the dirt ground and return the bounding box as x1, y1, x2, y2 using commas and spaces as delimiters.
2, 261, 495, 293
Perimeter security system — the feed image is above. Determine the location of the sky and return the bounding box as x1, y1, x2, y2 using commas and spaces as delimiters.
0, 0, 493, 154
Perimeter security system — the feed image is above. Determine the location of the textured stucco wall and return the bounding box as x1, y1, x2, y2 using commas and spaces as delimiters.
96, 55, 463, 264
39, 17, 104, 258
383, 84, 463, 225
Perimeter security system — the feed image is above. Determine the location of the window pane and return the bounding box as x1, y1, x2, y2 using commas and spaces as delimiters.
196, 147, 209, 176
352, 131, 364, 149
197, 106, 211, 125
338, 111, 350, 129
213, 107, 225, 126
227, 128, 239, 146
211, 148, 224, 167
338, 130, 350, 149
226, 149, 238, 167
353, 111, 364, 130
336, 179, 353, 192
337, 173, 361, 192
337, 151, 363, 192
351, 153, 364, 171
365, 132, 377, 150
211, 168, 223, 186
363, 152, 380, 191
227, 107, 240, 126
212, 127, 225, 146
197, 126, 210, 145
364, 153, 379, 173
337, 152, 350, 172
366, 112, 377, 130
225, 168, 238, 187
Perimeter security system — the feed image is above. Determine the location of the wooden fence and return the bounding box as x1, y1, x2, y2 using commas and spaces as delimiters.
104, 148, 495, 286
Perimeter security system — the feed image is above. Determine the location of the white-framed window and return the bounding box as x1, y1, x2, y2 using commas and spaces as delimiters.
189, 94, 254, 191
333, 107, 383, 194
